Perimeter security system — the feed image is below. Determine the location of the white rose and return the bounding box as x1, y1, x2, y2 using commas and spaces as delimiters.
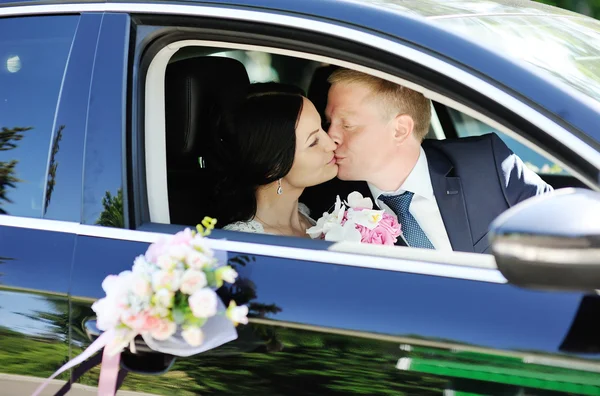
182, 327, 204, 347
180, 269, 207, 294
188, 289, 218, 318
186, 250, 212, 270
150, 320, 177, 341
152, 270, 182, 292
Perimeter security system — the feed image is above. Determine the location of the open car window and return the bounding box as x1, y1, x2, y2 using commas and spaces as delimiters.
140, 33, 594, 272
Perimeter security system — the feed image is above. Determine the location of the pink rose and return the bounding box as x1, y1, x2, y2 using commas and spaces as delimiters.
150, 320, 177, 341
378, 214, 402, 238
355, 213, 401, 245
121, 311, 162, 332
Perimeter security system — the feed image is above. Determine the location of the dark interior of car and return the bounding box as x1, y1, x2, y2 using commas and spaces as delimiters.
163, 49, 589, 227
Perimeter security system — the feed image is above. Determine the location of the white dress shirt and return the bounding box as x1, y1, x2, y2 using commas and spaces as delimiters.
368, 148, 453, 251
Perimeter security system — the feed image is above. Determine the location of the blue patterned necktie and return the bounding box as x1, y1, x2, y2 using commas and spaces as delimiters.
380, 191, 435, 249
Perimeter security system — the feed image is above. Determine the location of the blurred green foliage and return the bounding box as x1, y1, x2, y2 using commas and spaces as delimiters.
536, 0, 600, 19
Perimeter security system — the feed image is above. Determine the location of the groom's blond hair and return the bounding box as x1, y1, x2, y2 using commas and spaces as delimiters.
328, 69, 431, 141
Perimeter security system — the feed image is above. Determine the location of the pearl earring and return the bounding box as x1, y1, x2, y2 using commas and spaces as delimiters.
277, 179, 283, 195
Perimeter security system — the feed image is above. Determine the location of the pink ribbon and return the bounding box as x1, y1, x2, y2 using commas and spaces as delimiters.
31, 329, 120, 396
98, 344, 121, 396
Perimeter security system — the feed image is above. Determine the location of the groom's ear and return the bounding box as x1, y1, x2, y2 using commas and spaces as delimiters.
393, 114, 415, 144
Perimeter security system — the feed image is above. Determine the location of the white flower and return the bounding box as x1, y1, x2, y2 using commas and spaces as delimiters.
216, 266, 238, 284
150, 320, 177, 341
347, 208, 385, 230
345, 191, 373, 209
152, 270, 182, 292
182, 327, 204, 346
189, 288, 218, 318
154, 288, 174, 308
226, 301, 249, 326
168, 244, 190, 262
324, 221, 362, 243
186, 250, 212, 270
92, 297, 121, 330
93, 271, 135, 331
132, 255, 155, 275
131, 274, 153, 298
191, 235, 214, 256
101, 271, 131, 295
156, 255, 177, 271
179, 269, 207, 294
306, 196, 346, 239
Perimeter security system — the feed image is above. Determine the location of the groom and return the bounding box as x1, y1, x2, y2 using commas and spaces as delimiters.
302, 69, 553, 253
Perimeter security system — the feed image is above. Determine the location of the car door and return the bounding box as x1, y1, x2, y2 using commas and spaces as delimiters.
0, 11, 101, 395
59, 4, 600, 396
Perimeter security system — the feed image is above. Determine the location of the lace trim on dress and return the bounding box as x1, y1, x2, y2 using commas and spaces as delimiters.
223, 202, 315, 234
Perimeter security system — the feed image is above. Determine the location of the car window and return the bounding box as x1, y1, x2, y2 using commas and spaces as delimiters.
437, 15, 600, 105
447, 107, 569, 176
0, 16, 78, 217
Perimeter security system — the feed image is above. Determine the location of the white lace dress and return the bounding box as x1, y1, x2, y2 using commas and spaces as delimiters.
223, 203, 316, 234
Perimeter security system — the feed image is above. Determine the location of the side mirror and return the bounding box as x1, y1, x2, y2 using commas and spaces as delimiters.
489, 188, 600, 291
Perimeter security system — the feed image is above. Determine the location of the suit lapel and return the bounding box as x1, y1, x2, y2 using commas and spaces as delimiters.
424, 145, 474, 253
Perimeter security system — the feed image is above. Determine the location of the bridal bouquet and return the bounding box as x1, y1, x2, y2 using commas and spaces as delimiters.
307, 192, 402, 245
32, 217, 248, 396
92, 217, 248, 357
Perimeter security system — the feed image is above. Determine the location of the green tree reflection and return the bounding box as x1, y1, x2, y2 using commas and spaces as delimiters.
95, 188, 124, 228
44, 125, 65, 213
0, 126, 32, 214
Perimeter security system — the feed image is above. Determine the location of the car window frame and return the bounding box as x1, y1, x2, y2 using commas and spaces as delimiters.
126, 6, 600, 279
136, 40, 508, 282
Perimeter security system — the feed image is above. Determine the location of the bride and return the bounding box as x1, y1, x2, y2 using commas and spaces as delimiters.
209, 87, 338, 237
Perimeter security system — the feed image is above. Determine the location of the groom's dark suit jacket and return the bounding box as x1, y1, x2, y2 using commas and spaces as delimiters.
301, 133, 553, 254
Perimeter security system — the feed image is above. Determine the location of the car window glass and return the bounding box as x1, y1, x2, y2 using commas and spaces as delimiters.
0, 16, 78, 217
437, 15, 600, 104
447, 108, 569, 176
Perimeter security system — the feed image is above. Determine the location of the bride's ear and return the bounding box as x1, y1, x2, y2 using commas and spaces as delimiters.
393, 114, 414, 145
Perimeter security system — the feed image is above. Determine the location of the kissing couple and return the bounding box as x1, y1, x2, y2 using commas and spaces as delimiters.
210, 69, 552, 253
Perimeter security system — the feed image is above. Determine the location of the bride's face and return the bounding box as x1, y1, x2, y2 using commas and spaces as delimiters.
285, 97, 338, 188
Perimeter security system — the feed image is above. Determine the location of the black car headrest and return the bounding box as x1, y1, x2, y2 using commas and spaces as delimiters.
165, 56, 250, 169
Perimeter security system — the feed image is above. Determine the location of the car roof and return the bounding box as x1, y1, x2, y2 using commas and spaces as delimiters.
327, 0, 583, 19
0, 0, 583, 18
2, 0, 599, 144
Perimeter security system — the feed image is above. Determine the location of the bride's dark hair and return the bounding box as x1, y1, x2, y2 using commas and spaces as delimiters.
209, 90, 305, 226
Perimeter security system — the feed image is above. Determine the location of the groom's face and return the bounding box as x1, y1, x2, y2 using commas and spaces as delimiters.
325, 82, 396, 182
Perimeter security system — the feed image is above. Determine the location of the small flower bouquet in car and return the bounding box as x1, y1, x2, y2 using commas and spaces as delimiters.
32, 217, 248, 396
307, 192, 402, 245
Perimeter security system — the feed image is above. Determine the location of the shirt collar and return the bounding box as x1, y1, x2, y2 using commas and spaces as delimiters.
368, 147, 434, 202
